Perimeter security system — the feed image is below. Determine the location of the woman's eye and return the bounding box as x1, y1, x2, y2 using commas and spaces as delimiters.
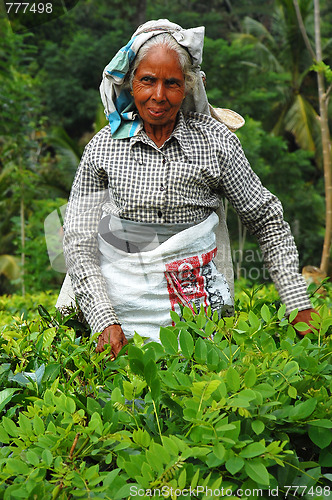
141, 76, 153, 83
166, 79, 180, 87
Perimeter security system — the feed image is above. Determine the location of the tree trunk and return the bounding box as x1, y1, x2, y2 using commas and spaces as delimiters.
20, 195, 25, 296
136, 0, 147, 28
293, 0, 332, 275
314, 0, 332, 274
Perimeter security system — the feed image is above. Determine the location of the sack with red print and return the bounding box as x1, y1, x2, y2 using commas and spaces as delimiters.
99, 211, 234, 343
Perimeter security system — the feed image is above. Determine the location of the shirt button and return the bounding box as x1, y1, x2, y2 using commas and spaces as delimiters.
160, 184, 165, 191
158, 210, 162, 218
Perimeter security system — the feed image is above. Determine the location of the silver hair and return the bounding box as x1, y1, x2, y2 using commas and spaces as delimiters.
127, 32, 197, 95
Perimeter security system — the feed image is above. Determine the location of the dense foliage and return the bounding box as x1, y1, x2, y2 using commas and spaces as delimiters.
1, 0, 332, 294
1, 3, 331, 497
0, 284, 331, 499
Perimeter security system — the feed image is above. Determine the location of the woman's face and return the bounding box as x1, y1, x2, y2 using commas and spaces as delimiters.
132, 46, 186, 131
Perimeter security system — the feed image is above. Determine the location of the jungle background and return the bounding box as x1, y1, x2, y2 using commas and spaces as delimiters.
0, 0, 331, 299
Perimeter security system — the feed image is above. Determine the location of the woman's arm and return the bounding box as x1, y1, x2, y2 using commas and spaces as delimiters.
63, 139, 122, 336
218, 134, 313, 319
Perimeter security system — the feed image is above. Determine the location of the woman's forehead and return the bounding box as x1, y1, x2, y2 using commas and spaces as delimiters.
136, 45, 183, 73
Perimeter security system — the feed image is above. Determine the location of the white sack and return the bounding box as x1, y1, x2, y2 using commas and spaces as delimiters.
99, 212, 233, 342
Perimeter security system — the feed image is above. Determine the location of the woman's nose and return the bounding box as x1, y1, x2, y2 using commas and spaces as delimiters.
152, 81, 166, 101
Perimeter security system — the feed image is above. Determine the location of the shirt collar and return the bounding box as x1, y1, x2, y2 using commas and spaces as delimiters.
129, 112, 193, 159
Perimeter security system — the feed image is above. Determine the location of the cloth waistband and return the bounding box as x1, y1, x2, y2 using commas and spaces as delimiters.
98, 214, 205, 253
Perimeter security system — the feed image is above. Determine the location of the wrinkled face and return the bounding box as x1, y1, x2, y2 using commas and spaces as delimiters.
132, 46, 186, 130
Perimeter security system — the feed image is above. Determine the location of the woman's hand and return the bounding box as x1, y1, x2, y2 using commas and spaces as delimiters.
96, 324, 128, 358
291, 307, 319, 335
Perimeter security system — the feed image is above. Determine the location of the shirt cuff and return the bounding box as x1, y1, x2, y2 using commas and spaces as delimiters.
276, 275, 312, 316
86, 302, 121, 334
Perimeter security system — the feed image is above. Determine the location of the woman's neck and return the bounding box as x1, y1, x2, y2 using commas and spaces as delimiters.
144, 121, 176, 148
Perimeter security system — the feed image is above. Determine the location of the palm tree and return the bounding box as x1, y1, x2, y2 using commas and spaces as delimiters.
293, 0, 331, 275
234, 0, 323, 157
234, 0, 331, 274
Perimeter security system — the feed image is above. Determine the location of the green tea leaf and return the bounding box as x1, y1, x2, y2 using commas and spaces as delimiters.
111, 387, 125, 405
277, 303, 287, 321
159, 327, 178, 354
289, 398, 317, 420
205, 319, 216, 337
244, 459, 270, 485
0, 426, 10, 443
213, 443, 225, 460
226, 366, 240, 392
255, 383, 275, 398
191, 468, 200, 489
283, 361, 299, 378
309, 425, 332, 449
207, 345, 220, 370
252, 420, 265, 435
128, 345, 145, 376
0, 388, 19, 412
132, 428, 151, 448
5, 458, 30, 475
261, 304, 271, 323
179, 329, 194, 358
239, 441, 266, 458
150, 377, 161, 401
64, 396, 76, 414
42, 327, 57, 349
309, 419, 332, 428
244, 365, 256, 388
248, 310, 261, 329
288, 308, 298, 323
33, 415, 45, 435
87, 397, 102, 415
2, 416, 19, 437
170, 310, 181, 324
288, 386, 297, 399
293, 321, 311, 332
144, 359, 158, 388
321, 318, 332, 335
194, 337, 207, 364
225, 456, 244, 475
191, 380, 221, 400
26, 450, 40, 466
18, 413, 33, 437
182, 307, 193, 321
42, 449, 53, 466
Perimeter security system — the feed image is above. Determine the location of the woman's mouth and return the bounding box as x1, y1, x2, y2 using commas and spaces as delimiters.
148, 108, 167, 118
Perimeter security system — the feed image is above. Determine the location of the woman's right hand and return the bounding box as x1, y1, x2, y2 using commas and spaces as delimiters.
95, 324, 128, 358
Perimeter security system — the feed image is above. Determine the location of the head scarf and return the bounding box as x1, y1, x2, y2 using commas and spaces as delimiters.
99, 19, 210, 139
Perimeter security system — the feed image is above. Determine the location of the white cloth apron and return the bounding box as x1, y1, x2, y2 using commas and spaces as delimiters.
98, 211, 233, 342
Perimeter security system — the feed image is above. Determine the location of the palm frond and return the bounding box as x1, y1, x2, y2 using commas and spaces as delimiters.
0, 254, 20, 280
285, 94, 319, 151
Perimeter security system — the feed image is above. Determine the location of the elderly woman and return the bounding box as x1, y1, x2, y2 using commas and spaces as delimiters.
62, 19, 315, 358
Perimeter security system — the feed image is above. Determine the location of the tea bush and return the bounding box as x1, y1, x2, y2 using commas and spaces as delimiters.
0, 283, 331, 499
0, 291, 57, 326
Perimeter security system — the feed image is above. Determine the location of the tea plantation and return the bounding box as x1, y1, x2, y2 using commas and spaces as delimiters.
0, 283, 331, 499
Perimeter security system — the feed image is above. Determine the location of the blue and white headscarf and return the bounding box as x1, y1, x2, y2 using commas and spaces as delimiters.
99, 19, 210, 139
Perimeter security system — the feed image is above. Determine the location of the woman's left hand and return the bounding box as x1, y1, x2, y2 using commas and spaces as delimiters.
96, 324, 128, 358
291, 307, 319, 335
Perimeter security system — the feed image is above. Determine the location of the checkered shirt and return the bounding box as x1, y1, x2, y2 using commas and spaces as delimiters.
63, 111, 311, 333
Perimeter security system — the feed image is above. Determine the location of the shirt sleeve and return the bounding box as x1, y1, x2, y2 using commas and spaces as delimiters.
218, 133, 312, 315
63, 141, 120, 333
